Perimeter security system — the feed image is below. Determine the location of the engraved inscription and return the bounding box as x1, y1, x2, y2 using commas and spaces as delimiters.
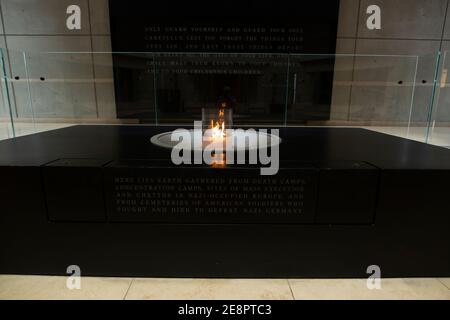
144, 25, 305, 53
112, 175, 308, 217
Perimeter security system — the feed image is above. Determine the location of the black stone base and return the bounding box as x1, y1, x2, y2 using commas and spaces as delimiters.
0, 125, 449, 277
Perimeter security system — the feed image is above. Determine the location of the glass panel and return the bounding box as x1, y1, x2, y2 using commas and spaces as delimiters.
286, 54, 337, 124
427, 50, 450, 148
152, 53, 289, 125
0, 48, 34, 140
111, 53, 156, 122
0, 47, 15, 140
8, 49, 37, 138
286, 53, 423, 141
409, 51, 441, 144
0, 51, 442, 142
23, 52, 156, 125
18, 51, 109, 121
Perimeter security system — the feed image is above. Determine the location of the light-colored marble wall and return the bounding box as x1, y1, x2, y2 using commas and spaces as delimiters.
0, 0, 115, 120
89, 0, 110, 35
357, 0, 447, 40
1, 0, 90, 35
7, 36, 97, 118
92, 36, 115, 119
337, 0, 360, 38
334, 0, 450, 123
351, 39, 440, 122
0, 0, 449, 123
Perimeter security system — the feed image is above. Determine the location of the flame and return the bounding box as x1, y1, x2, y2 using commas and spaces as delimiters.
210, 108, 226, 139
210, 119, 225, 139
207, 108, 227, 166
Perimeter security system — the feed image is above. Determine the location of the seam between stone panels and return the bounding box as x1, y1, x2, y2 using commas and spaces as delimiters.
123, 278, 134, 300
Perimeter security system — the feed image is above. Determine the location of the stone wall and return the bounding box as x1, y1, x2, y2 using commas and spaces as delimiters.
334, 0, 450, 123
0, 0, 114, 120
1, 0, 449, 123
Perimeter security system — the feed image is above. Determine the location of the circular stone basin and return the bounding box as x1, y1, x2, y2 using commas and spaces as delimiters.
151, 130, 281, 151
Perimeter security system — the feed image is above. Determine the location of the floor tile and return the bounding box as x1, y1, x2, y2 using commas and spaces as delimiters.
125, 278, 293, 300
0, 275, 132, 300
438, 278, 450, 290
288, 278, 450, 300
2, 275, 449, 300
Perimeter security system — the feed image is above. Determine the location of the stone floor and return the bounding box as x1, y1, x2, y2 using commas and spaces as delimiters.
362, 126, 450, 148
0, 276, 449, 300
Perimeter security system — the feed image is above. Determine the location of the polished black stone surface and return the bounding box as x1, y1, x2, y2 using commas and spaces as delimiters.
0, 125, 449, 169
0, 125, 449, 278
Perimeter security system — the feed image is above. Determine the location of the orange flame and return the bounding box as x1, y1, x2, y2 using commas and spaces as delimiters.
210, 119, 225, 139
210, 108, 226, 139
